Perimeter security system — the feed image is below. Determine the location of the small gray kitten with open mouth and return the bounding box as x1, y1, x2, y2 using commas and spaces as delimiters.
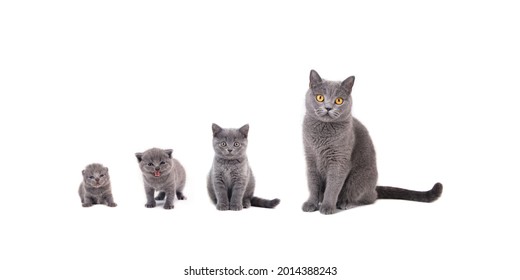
135, 148, 186, 209
207, 123, 280, 211
79, 163, 117, 207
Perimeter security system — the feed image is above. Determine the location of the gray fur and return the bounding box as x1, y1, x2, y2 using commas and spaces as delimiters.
78, 163, 117, 207
302, 70, 442, 215
135, 148, 186, 210
207, 124, 280, 211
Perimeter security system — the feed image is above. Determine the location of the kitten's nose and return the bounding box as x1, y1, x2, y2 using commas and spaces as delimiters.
155, 167, 160, 171
95, 178, 100, 182
227, 149, 233, 153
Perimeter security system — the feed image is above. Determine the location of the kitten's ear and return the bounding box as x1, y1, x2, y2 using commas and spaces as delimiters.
82, 170, 85, 175
239, 124, 249, 138
212, 123, 222, 137
341, 76, 355, 93
309, 69, 322, 89
135, 153, 143, 163
165, 149, 173, 158
104, 167, 109, 173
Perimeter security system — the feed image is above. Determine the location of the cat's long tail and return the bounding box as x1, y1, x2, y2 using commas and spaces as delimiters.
376, 182, 443, 202
251, 197, 281, 208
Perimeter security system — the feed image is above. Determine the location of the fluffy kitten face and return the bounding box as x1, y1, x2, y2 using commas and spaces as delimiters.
82, 163, 110, 188
306, 70, 355, 122
212, 123, 249, 159
135, 148, 174, 178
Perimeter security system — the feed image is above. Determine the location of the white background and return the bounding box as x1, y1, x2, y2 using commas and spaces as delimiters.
1, 0, 519, 279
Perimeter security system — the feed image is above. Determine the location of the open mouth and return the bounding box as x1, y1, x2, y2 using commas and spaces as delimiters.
154, 170, 161, 177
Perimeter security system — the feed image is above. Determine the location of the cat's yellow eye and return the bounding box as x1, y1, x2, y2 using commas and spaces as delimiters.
316, 95, 325, 102
335, 97, 344, 105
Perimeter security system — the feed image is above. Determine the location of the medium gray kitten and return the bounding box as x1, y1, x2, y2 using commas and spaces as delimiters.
207, 124, 280, 211
135, 148, 186, 209
303, 70, 442, 215
78, 163, 117, 207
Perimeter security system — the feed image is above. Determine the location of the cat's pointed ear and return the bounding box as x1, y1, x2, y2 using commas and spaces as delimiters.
135, 153, 143, 163
212, 123, 222, 137
309, 69, 322, 89
239, 124, 249, 138
165, 149, 173, 158
341, 76, 355, 93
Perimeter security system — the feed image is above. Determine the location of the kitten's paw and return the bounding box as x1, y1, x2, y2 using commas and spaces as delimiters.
230, 204, 243, 211
163, 204, 175, 210
216, 203, 229, 211
176, 192, 187, 200
302, 201, 319, 212
320, 204, 337, 215
145, 201, 156, 208
155, 192, 166, 201
243, 200, 251, 208
82, 203, 93, 208
107, 202, 117, 207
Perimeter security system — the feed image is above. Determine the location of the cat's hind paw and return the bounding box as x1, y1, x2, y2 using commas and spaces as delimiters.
336, 201, 348, 210
107, 202, 117, 207
82, 203, 93, 208
155, 192, 166, 201
302, 201, 319, 212
176, 192, 187, 200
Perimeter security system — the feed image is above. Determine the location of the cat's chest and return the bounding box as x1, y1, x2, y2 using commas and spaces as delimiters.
216, 164, 246, 187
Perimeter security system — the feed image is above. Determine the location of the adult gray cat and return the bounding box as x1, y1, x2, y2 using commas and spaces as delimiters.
207, 124, 280, 211
302, 70, 442, 215
135, 148, 186, 209
78, 163, 117, 207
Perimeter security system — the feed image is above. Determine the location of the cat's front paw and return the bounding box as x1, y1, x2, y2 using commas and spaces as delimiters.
82, 203, 93, 208
145, 201, 156, 208
163, 203, 175, 210
320, 204, 337, 215
107, 202, 117, 207
302, 201, 319, 212
230, 203, 243, 211
216, 203, 229, 211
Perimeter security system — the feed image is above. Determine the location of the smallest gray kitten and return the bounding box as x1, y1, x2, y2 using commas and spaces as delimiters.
79, 163, 117, 207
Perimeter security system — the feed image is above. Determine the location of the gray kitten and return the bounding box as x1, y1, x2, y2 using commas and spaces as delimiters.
135, 148, 186, 209
303, 70, 442, 215
207, 124, 280, 211
78, 163, 117, 207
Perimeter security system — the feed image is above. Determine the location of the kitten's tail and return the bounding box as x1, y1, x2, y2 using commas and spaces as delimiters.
251, 197, 281, 208
376, 182, 443, 202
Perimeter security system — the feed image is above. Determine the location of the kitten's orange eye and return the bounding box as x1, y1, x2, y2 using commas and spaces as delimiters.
335, 97, 344, 105
316, 95, 324, 102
